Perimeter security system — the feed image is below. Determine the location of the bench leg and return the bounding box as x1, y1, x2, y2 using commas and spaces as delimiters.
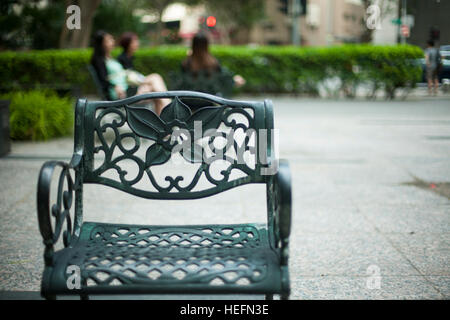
44, 294, 56, 300
265, 294, 273, 300
80, 294, 89, 300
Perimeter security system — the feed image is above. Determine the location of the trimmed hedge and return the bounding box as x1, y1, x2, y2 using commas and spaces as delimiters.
0, 90, 73, 141
0, 45, 424, 98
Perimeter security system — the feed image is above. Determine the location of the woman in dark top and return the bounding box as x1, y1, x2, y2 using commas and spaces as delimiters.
181, 32, 245, 85
182, 32, 221, 76
90, 30, 170, 114
91, 30, 115, 100
117, 32, 139, 70
117, 32, 139, 97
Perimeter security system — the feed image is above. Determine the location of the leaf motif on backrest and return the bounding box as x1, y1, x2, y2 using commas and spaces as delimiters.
125, 105, 165, 141
160, 97, 191, 123
145, 144, 172, 167
187, 106, 225, 136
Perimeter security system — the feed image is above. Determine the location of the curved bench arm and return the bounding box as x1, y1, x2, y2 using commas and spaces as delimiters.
37, 160, 77, 266
271, 159, 292, 266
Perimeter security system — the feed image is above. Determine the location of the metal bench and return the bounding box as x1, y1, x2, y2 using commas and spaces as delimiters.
36, 91, 292, 300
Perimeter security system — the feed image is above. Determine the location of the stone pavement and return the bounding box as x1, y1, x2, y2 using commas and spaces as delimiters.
0, 95, 449, 299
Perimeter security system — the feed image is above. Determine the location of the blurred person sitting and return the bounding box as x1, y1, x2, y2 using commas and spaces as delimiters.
425, 39, 441, 96
181, 32, 246, 88
117, 32, 139, 70
118, 32, 169, 99
90, 30, 169, 114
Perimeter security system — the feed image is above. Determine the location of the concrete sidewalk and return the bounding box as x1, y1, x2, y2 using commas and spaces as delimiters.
0, 96, 449, 299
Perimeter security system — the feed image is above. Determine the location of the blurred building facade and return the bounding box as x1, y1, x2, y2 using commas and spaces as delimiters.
249, 0, 366, 46
247, 0, 449, 47
372, 0, 450, 48
173, 0, 366, 46
371, 0, 399, 45
166, 0, 449, 48
407, 0, 450, 48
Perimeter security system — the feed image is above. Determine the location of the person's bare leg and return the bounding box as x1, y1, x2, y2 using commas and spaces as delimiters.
136, 84, 159, 113
428, 78, 433, 95
143, 74, 171, 114
434, 78, 439, 95
136, 76, 170, 115
136, 84, 152, 94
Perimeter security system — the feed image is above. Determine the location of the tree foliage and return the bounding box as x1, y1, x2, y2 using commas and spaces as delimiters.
202, 0, 266, 44
0, 0, 147, 49
0, 0, 65, 50
134, 0, 201, 45
92, 0, 147, 39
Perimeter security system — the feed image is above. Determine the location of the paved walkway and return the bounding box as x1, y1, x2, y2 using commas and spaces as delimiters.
0, 95, 449, 299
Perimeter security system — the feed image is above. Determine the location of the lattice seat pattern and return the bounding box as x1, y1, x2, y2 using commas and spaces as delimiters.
47, 222, 281, 294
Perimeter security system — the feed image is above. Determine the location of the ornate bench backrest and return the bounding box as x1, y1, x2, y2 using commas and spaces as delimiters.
169, 68, 235, 98
75, 92, 275, 200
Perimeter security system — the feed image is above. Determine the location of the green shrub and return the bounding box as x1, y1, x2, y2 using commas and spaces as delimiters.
0, 49, 92, 92
0, 45, 424, 98
0, 90, 73, 141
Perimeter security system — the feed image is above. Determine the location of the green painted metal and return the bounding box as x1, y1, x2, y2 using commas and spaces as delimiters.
169, 67, 235, 99
36, 91, 291, 299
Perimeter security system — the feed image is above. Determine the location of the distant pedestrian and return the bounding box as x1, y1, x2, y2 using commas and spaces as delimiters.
425, 40, 441, 95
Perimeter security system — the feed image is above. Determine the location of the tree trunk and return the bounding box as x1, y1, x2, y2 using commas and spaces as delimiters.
154, 9, 164, 45
360, 28, 374, 43
151, 0, 173, 45
59, 0, 101, 48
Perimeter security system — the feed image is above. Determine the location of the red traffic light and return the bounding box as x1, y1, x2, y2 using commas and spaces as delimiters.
206, 16, 216, 27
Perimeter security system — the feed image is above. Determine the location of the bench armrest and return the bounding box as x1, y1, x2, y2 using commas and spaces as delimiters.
272, 159, 292, 265
37, 160, 76, 266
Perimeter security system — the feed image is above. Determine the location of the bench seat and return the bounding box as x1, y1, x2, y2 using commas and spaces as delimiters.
44, 222, 282, 295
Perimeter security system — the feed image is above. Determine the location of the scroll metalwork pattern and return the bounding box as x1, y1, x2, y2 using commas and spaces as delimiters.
90, 97, 259, 198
